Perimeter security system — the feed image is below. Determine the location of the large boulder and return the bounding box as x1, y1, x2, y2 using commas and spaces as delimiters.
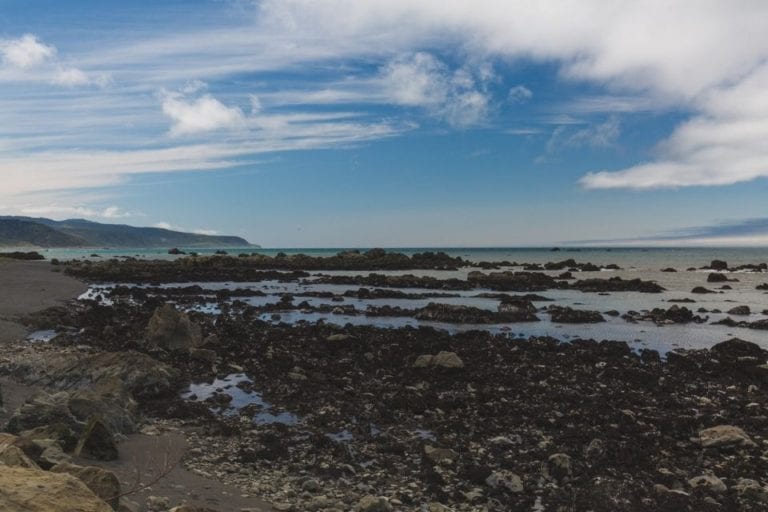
0, 466, 112, 512
710, 338, 766, 361
75, 417, 118, 461
145, 303, 203, 352
5, 390, 80, 435
5, 350, 179, 401
20, 423, 79, 452
51, 463, 121, 510
709, 260, 729, 270
0, 433, 40, 469
27, 438, 72, 469
67, 377, 137, 434
707, 273, 729, 283
48, 351, 179, 400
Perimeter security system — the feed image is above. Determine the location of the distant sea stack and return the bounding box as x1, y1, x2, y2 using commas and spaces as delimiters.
0, 216, 256, 249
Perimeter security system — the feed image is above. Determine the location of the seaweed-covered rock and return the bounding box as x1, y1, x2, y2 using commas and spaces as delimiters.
74, 417, 118, 461
707, 273, 730, 283
709, 260, 729, 270
145, 303, 203, 352
727, 305, 751, 316
711, 338, 766, 361
6, 391, 80, 435
548, 306, 605, 324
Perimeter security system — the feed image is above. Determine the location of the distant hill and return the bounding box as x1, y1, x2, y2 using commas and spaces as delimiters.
0, 216, 255, 248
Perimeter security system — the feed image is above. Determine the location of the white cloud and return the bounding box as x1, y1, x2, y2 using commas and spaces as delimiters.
380, 52, 491, 127
249, 1, 768, 187
382, 53, 449, 107
508, 85, 532, 103
582, 62, 768, 189
52, 67, 89, 86
154, 222, 219, 235
0, 34, 56, 69
161, 90, 246, 136
193, 228, 219, 235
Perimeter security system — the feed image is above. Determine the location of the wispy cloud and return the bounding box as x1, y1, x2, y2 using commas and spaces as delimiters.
570, 217, 768, 246
508, 85, 532, 104
546, 116, 621, 153
14, 205, 136, 219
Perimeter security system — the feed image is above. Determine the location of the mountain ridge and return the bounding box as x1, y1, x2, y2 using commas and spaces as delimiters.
0, 216, 255, 248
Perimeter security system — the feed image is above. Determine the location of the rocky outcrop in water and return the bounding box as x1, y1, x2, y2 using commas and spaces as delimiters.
548, 306, 605, 323
623, 306, 707, 325
570, 277, 665, 293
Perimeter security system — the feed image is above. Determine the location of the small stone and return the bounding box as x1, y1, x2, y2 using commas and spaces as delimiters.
356, 495, 392, 512
301, 478, 321, 492
424, 445, 459, 465
689, 474, 727, 493
733, 478, 768, 503
698, 425, 756, 449
584, 438, 606, 462
546, 453, 572, 481
485, 470, 524, 493
326, 334, 351, 342
146, 495, 171, 512
414, 352, 464, 369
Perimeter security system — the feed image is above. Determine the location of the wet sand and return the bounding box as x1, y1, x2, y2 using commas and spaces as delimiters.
82, 429, 273, 511
0, 260, 87, 343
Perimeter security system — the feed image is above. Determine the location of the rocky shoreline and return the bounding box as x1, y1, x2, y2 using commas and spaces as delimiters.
1, 253, 768, 511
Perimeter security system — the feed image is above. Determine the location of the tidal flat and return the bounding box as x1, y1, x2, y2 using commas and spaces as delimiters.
2, 250, 768, 511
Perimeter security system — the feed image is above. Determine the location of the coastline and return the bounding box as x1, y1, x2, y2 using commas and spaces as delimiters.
1, 251, 767, 511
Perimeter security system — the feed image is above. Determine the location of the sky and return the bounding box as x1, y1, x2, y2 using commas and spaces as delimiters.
2, 0, 768, 247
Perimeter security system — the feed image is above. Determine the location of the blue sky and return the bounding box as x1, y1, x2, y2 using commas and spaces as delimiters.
2, 1, 768, 247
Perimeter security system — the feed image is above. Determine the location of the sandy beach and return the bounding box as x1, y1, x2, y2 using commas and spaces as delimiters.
0, 260, 87, 343
0, 258, 274, 512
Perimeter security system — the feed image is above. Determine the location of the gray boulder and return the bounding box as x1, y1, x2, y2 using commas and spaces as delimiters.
145, 303, 202, 352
